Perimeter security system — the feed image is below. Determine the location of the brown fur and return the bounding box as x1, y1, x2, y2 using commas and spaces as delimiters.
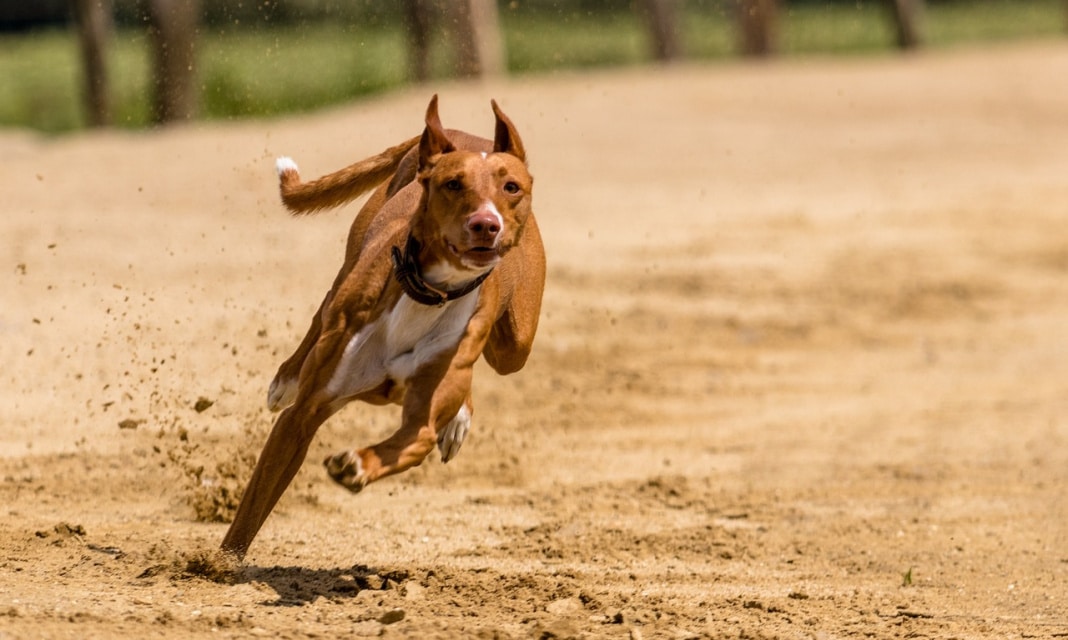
221, 96, 545, 559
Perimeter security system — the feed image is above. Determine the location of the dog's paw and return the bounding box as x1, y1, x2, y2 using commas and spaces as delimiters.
437, 404, 471, 464
324, 450, 368, 493
266, 375, 297, 412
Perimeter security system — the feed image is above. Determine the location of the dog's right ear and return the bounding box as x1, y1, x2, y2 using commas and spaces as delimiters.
419, 94, 456, 170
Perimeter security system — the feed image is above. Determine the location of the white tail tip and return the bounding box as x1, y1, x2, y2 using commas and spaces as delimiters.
275, 156, 299, 176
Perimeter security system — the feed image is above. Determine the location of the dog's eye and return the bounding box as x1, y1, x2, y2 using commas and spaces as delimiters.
503, 181, 521, 195
444, 179, 463, 191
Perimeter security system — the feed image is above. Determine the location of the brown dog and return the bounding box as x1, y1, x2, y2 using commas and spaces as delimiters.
221, 96, 545, 559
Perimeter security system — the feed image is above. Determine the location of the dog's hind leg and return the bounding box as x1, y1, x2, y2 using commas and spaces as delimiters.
226, 323, 367, 558
268, 185, 389, 411
222, 393, 339, 558
268, 249, 356, 412
267, 294, 325, 411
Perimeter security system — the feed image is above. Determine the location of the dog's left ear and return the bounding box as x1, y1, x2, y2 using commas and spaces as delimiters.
420, 94, 456, 169
491, 99, 526, 163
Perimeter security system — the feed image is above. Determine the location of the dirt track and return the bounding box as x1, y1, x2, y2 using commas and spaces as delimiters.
2, 42, 1068, 639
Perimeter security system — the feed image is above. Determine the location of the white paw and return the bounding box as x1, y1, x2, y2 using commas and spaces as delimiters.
266, 375, 297, 412
275, 156, 299, 176
437, 404, 471, 463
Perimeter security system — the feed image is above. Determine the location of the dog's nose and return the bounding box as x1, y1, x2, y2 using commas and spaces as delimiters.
467, 211, 501, 239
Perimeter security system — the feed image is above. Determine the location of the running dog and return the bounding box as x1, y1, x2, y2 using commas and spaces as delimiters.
221, 96, 545, 558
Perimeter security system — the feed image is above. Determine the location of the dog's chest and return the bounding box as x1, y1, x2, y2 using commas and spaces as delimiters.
328, 292, 479, 398
384, 295, 477, 373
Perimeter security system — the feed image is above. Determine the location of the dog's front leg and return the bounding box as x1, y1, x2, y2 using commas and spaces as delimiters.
324, 355, 475, 492
483, 218, 545, 376
325, 281, 499, 491
437, 391, 473, 463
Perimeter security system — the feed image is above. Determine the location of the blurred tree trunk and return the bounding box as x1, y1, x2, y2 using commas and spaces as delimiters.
147, 0, 200, 124
448, 0, 504, 78
402, 0, 504, 81
736, 0, 778, 57
403, 0, 433, 82
889, 0, 924, 49
70, 0, 113, 127
638, 0, 682, 62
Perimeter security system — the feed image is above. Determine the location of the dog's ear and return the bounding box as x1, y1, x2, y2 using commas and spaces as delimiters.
419, 94, 456, 169
491, 99, 526, 163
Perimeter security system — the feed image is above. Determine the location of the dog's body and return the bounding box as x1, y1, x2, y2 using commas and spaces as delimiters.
221, 97, 545, 558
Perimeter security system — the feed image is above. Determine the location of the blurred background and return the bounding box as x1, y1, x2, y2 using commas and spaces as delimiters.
0, 0, 1064, 133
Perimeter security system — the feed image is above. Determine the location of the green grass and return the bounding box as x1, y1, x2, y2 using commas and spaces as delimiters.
504, 10, 650, 72
0, 0, 1062, 132
782, 0, 1066, 54
784, 3, 901, 54
0, 24, 411, 130
926, 0, 1066, 43
0, 29, 84, 131
198, 24, 407, 119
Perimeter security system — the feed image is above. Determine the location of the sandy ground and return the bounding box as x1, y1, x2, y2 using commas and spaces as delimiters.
2, 41, 1068, 639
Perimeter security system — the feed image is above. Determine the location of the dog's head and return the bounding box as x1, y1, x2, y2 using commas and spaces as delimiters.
413, 96, 533, 284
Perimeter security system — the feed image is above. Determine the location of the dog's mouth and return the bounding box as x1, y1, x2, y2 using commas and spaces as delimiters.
451, 243, 500, 268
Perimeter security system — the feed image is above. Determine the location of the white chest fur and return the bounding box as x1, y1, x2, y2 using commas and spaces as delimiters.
326, 291, 480, 401
384, 293, 478, 380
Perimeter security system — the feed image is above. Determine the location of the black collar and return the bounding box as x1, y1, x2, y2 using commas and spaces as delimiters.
391, 234, 491, 306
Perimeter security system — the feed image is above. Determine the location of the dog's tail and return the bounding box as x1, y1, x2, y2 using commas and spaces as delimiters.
275, 135, 421, 214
